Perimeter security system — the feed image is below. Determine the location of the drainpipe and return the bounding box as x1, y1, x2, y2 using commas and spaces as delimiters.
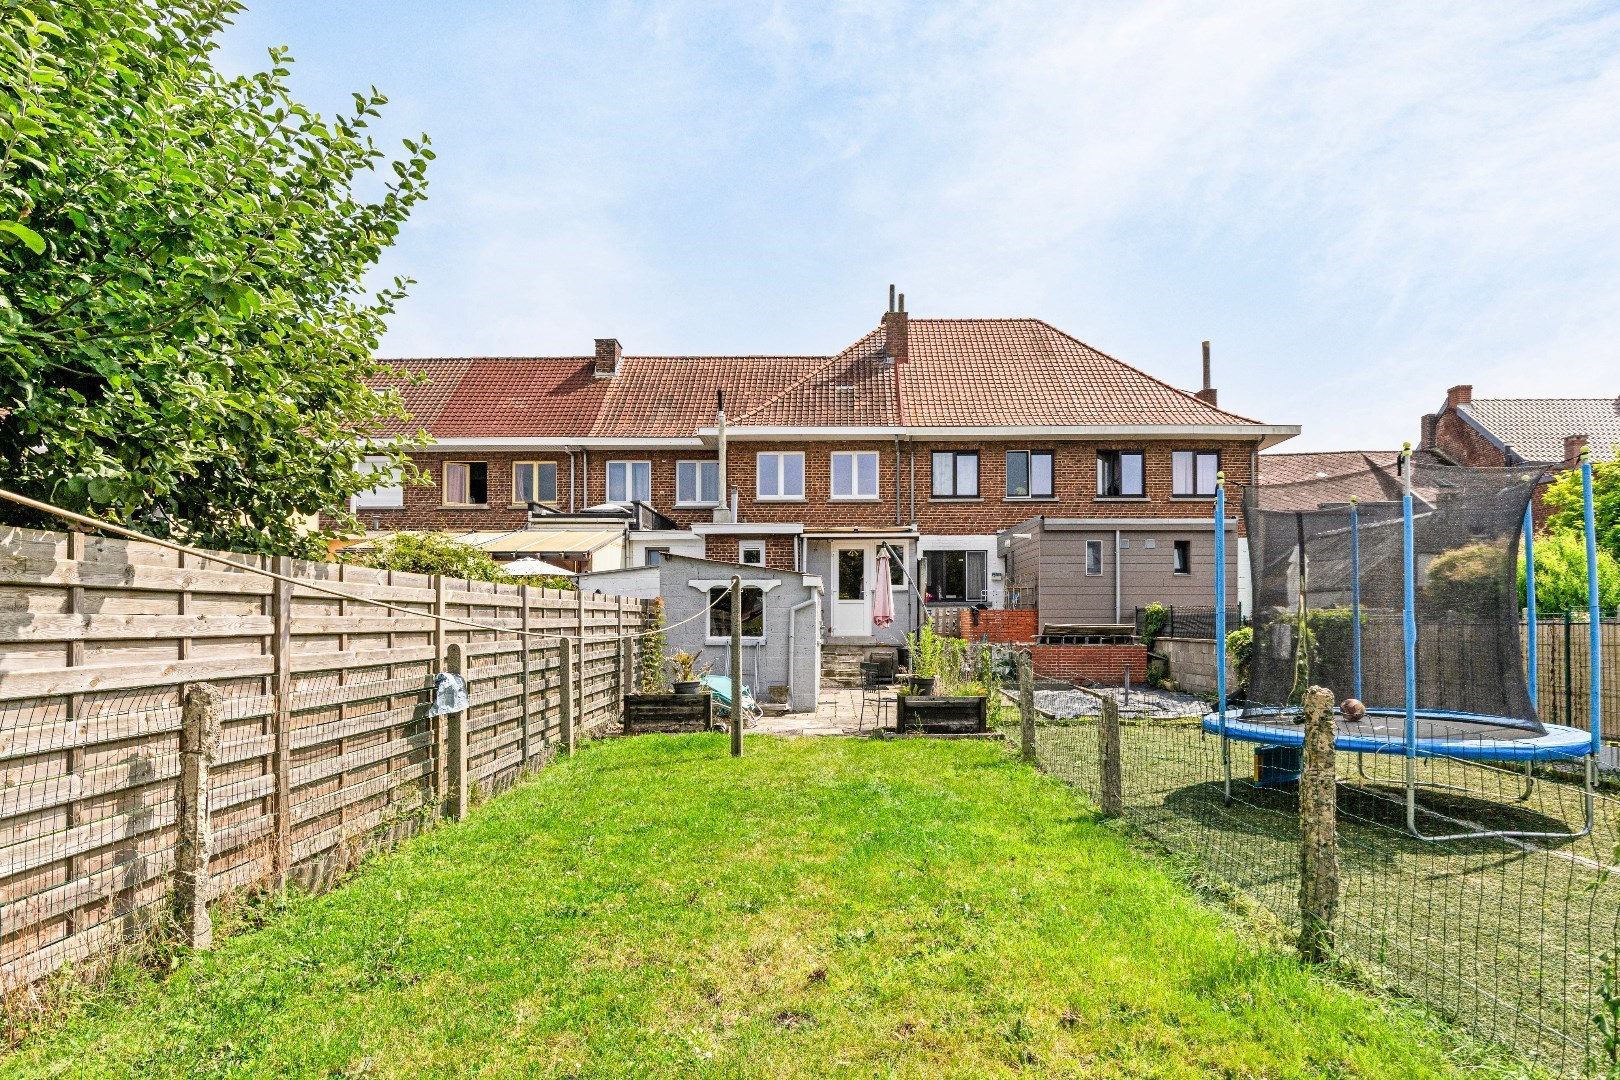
893, 434, 902, 526
581, 448, 589, 506
1113, 528, 1122, 624
566, 450, 577, 512
716, 391, 728, 522
788, 592, 820, 708
908, 440, 917, 527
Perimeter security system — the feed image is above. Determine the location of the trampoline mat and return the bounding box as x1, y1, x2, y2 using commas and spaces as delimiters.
1201, 708, 1594, 762
1235, 708, 1541, 742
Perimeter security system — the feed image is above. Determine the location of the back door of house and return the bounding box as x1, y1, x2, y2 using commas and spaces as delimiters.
831, 545, 870, 636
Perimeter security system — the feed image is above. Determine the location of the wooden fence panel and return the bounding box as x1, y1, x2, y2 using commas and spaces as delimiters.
0, 526, 652, 990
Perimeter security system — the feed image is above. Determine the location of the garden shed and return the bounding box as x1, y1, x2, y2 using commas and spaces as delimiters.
579, 554, 824, 712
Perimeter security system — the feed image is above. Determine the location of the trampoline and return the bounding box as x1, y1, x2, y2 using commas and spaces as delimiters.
1203, 447, 1606, 841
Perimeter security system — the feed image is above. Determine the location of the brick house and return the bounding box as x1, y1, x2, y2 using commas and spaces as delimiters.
346, 297, 1299, 651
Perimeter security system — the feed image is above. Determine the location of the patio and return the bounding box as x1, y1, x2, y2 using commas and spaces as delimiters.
749, 687, 889, 737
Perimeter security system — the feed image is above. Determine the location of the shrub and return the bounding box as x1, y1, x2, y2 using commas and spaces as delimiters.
1139, 602, 1169, 650
1225, 625, 1253, 698
354, 532, 574, 590
1520, 530, 1620, 614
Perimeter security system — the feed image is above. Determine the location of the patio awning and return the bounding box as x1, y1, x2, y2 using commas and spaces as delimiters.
446, 528, 625, 556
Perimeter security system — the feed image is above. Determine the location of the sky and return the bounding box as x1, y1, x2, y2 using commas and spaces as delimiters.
214, 1, 1620, 451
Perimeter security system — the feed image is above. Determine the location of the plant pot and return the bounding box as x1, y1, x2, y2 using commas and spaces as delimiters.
909, 675, 936, 695
673, 680, 704, 695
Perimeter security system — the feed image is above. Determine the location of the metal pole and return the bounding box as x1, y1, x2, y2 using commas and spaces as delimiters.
1349, 496, 1362, 703
1523, 500, 1538, 711
1582, 449, 1602, 756
1401, 444, 1419, 834
1215, 475, 1230, 800
730, 574, 744, 757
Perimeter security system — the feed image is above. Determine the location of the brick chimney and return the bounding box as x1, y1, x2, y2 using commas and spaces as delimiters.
593, 338, 622, 377
1564, 433, 1589, 465
1420, 412, 1438, 449
1444, 384, 1472, 411
882, 285, 908, 364
1193, 340, 1218, 406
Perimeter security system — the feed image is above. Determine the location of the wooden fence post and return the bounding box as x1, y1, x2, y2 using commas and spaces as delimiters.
1298, 685, 1339, 963
1018, 649, 1035, 763
1098, 693, 1123, 817
445, 643, 470, 821
270, 555, 294, 880
730, 575, 743, 758
560, 636, 575, 757
519, 583, 532, 768
174, 682, 223, 949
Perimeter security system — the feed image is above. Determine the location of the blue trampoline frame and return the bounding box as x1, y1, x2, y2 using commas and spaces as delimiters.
1206, 449, 1603, 842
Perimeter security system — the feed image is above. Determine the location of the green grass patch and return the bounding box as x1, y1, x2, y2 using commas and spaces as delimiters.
6, 735, 1482, 1078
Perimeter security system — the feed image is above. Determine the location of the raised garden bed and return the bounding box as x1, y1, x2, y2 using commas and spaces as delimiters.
623, 692, 713, 735
896, 694, 987, 735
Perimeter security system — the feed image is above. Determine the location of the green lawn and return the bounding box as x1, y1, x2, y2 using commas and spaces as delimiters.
7, 735, 1482, 1078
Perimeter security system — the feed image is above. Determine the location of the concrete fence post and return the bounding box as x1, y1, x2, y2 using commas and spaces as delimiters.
270, 556, 294, 879
1098, 693, 1123, 817
561, 636, 575, 757
445, 643, 470, 821
1018, 649, 1036, 763
174, 682, 223, 949
730, 575, 744, 758
518, 584, 532, 767
1298, 685, 1339, 963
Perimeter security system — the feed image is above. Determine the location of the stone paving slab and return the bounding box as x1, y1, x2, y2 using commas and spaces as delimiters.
747, 688, 890, 737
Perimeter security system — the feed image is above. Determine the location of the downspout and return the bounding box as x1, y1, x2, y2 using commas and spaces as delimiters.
716, 390, 728, 522
908, 440, 917, 527
893, 434, 902, 526
567, 450, 577, 512
789, 592, 820, 707
1113, 528, 1122, 624
582, 448, 589, 506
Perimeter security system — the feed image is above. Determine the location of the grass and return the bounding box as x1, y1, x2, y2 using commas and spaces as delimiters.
4, 734, 1483, 1078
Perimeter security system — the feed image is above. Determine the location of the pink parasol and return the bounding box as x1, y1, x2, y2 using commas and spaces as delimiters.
872, 548, 895, 627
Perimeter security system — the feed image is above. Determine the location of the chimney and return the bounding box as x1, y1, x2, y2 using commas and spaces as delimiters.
593, 338, 622, 377
1564, 433, 1589, 465
881, 286, 908, 364
1193, 340, 1218, 406
1444, 384, 1472, 411
1420, 412, 1438, 449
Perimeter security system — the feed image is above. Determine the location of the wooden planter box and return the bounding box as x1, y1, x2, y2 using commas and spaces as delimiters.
623, 692, 713, 735
896, 694, 987, 735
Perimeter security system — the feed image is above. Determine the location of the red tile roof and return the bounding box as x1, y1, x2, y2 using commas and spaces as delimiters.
375, 317, 1276, 438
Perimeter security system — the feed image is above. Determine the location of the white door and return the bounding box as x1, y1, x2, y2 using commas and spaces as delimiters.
831, 545, 871, 637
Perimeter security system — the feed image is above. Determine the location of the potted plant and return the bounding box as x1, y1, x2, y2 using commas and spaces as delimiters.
906, 625, 944, 695
667, 650, 710, 695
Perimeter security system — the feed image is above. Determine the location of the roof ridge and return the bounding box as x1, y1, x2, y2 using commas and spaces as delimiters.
1026, 320, 1264, 425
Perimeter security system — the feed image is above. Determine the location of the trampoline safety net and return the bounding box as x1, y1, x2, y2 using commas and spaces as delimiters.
1244, 464, 1545, 734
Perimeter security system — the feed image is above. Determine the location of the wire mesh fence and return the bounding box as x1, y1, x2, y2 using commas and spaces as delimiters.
1011, 692, 1620, 1077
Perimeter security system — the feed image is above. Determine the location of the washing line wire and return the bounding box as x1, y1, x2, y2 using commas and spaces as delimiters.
0, 486, 713, 646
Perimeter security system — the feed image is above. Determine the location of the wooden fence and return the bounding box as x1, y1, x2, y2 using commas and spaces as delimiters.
0, 526, 653, 991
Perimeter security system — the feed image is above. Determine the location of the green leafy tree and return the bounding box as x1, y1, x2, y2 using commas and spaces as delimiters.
1519, 529, 1620, 614
1544, 452, 1620, 565
355, 532, 574, 591
0, 1, 431, 557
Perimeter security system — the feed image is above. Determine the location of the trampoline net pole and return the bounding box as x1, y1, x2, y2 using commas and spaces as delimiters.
1583, 450, 1602, 755
1522, 500, 1537, 711
1350, 497, 1362, 703
1215, 475, 1227, 726
1402, 444, 1417, 760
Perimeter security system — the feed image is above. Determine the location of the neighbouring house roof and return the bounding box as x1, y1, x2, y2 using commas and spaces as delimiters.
1453, 398, 1620, 464
371, 317, 1288, 441
1256, 449, 1452, 511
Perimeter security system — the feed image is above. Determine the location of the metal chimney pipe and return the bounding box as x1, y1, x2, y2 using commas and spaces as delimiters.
1202, 341, 1211, 391
898, 292, 905, 313
889, 284, 896, 313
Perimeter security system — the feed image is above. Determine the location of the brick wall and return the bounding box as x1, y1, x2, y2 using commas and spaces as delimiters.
702, 534, 798, 571
951, 608, 1038, 643
1028, 643, 1149, 685
1429, 412, 1508, 467
342, 438, 1259, 539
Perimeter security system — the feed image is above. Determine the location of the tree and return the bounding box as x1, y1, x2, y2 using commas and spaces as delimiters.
1520, 530, 1620, 614
355, 532, 575, 591
0, 1, 431, 558
1544, 452, 1620, 565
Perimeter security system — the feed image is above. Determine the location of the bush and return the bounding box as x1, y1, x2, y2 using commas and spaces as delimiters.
1425, 542, 1506, 615
1225, 625, 1253, 697
1520, 530, 1620, 614
354, 532, 574, 590
1139, 602, 1168, 650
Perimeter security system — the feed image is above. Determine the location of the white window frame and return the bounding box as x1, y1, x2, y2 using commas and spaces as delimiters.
756, 452, 805, 501
1097, 450, 1145, 498
739, 541, 766, 566
351, 455, 404, 510
442, 461, 488, 507
675, 459, 721, 507
1006, 450, 1055, 499
1171, 451, 1220, 497
1085, 539, 1104, 577
931, 451, 979, 498
606, 459, 652, 505
829, 451, 880, 501
512, 460, 558, 506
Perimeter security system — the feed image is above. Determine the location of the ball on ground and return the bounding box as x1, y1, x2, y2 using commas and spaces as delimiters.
1340, 698, 1366, 721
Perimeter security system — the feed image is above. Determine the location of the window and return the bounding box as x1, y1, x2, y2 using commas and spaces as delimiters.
512, 461, 558, 506
1085, 539, 1103, 577
756, 452, 805, 500
676, 460, 720, 506
1097, 450, 1144, 497
606, 460, 651, 504
442, 461, 488, 506
739, 541, 765, 566
1172, 451, 1219, 497
1006, 450, 1054, 499
644, 547, 670, 566
924, 550, 987, 603
1173, 540, 1192, 575
352, 456, 404, 510
708, 585, 765, 639
830, 451, 879, 500
931, 451, 979, 498
889, 547, 906, 587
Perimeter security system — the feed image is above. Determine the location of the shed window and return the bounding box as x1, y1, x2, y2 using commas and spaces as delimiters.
709, 585, 765, 638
